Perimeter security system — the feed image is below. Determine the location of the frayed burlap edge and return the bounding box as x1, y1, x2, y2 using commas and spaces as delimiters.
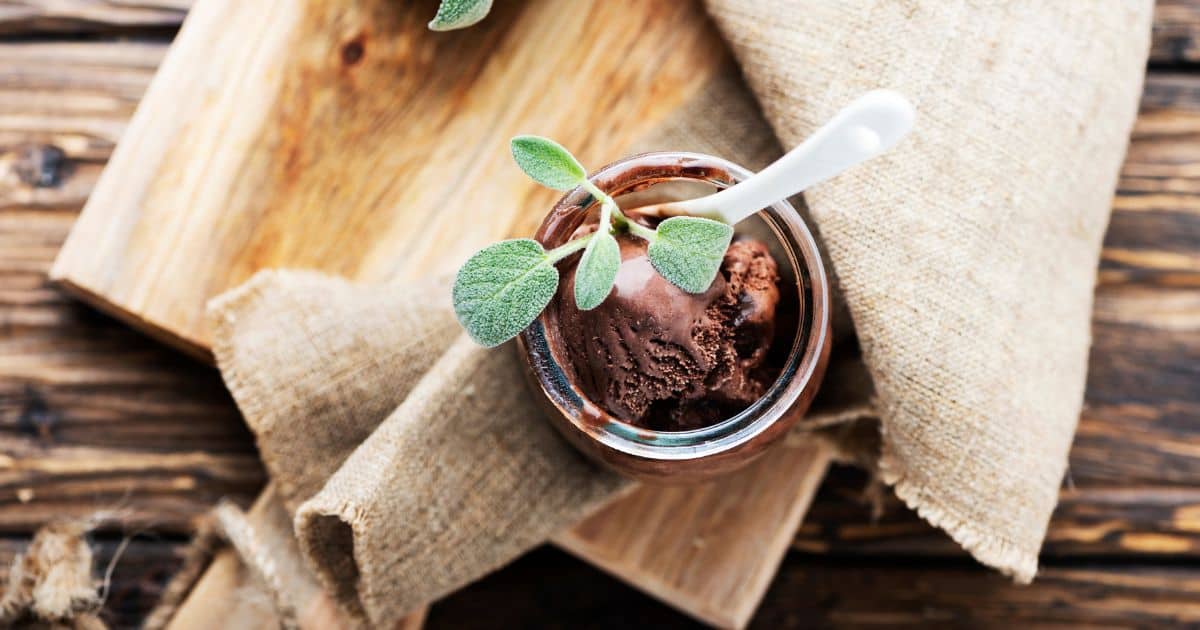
209, 274, 379, 626
877, 18, 1148, 580
879, 445, 1038, 583
790, 395, 1044, 582
789, 395, 1044, 581
293, 501, 368, 624
206, 268, 338, 510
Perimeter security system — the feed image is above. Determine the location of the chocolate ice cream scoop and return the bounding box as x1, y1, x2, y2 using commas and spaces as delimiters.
520, 151, 831, 481
554, 230, 781, 431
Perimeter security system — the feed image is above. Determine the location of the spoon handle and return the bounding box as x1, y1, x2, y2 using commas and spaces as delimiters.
674, 90, 915, 224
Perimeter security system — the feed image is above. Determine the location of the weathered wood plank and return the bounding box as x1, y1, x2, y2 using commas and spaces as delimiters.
0, 204, 263, 533
556, 442, 832, 629
0, 1, 188, 35
794, 465, 1200, 558
7, 534, 1200, 630
3, 47, 1198, 267
0, 101, 240, 528
429, 546, 1200, 628
1153, 0, 1200, 65
2, 0, 1198, 69
754, 562, 1200, 628
1103, 77, 1200, 288
1076, 285, 1200, 486
0, 442, 261, 532
8, 51, 1200, 214
0, 40, 165, 218
0, 41, 164, 162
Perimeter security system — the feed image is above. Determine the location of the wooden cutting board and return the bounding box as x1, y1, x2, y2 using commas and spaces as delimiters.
49, 0, 832, 627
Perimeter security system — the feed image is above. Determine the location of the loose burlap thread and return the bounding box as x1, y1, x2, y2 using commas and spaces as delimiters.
203, 0, 1151, 625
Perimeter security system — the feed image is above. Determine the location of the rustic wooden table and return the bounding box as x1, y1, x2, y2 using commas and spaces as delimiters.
2, 2, 1199, 628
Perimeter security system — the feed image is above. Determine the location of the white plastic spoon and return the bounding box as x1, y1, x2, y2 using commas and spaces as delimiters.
634, 89, 916, 223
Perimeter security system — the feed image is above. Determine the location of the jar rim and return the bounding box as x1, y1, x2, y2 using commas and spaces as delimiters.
519, 151, 830, 462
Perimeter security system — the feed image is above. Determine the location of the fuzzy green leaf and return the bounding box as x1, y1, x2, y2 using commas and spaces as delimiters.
510, 135, 588, 191
573, 230, 620, 310
428, 0, 493, 31
647, 217, 734, 294
453, 239, 559, 347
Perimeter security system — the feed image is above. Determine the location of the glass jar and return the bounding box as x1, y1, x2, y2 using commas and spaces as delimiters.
518, 151, 831, 482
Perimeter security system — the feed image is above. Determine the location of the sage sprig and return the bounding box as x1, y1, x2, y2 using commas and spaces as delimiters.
428, 0, 493, 31
648, 216, 736, 294
452, 238, 584, 348
453, 135, 735, 347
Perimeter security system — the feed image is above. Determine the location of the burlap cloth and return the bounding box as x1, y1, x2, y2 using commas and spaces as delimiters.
203, 1, 1152, 626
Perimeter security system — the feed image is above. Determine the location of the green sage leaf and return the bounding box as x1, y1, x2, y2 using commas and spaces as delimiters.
647, 217, 734, 294
428, 0, 493, 31
510, 135, 588, 191
573, 230, 620, 310
453, 239, 559, 347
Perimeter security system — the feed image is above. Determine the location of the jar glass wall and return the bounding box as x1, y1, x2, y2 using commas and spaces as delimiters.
518, 152, 831, 482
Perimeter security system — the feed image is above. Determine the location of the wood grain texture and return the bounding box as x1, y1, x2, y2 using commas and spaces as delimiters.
0, 1, 187, 35
556, 443, 831, 629
0, 40, 166, 215
432, 546, 1200, 629
0, 202, 263, 534
2, 2, 1200, 628
6, 0, 1200, 67
795, 467, 1200, 558
48, 0, 727, 357
39, 1, 834, 626
755, 564, 1200, 628
1154, 0, 1200, 63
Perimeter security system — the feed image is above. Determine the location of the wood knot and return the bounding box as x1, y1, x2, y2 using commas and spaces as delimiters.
340, 36, 366, 66
14, 144, 67, 188
18, 385, 59, 443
